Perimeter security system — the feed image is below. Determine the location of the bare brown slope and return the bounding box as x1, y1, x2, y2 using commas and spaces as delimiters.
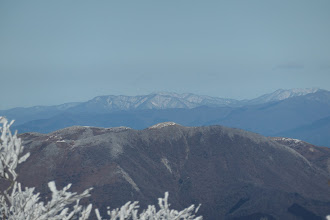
16, 124, 330, 220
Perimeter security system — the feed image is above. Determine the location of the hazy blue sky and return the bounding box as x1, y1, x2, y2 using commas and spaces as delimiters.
1, 0, 330, 109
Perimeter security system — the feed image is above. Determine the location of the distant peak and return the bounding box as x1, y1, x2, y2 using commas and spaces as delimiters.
250, 88, 322, 104
271, 88, 320, 100
275, 88, 320, 94
148, 122, 180, 129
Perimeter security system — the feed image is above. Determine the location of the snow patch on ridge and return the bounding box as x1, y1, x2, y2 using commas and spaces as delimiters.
106, 127, 131, 132
149, 122, 179, 129
56, 140, 66, 143
272, 137, 303, 144
161, 158, 172, 174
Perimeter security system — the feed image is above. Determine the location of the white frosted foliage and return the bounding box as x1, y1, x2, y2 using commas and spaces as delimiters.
0, 117, 92, 220
0, 117, 30, 181
95, 192, 202, 220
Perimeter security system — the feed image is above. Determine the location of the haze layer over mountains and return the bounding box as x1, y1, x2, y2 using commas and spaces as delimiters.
1, 88, 330, 147
2, 88, 330, 219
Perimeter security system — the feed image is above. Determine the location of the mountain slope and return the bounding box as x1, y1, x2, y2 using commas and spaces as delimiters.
17, 124, 330, 219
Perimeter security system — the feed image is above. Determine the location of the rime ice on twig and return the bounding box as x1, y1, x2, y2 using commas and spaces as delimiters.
0, 117, 93, 220
0, 117, 30, 181
95, 192, 202, 220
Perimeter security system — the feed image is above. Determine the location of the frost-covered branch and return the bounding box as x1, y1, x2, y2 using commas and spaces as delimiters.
0, 117, 93, 220
1, 181, 92, 220
0, 117, 30, 183
95, 192, 202, 220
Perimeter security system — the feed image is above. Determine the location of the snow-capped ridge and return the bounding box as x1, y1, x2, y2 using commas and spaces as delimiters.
270, 88, 320, 100
73, 92, 240, 113
148, 122, 180, 129
248, 88, 321, 105
73, 89, 326, 113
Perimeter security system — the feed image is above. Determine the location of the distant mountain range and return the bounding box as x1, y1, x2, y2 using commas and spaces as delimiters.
1, 88, 323, 114
17, 123, 330, 219
1, 88, 330, 147
69, 92, 240, 113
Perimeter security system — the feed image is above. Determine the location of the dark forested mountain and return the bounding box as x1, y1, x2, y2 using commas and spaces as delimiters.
2, 88, 330, 147
17, 123, 330, 219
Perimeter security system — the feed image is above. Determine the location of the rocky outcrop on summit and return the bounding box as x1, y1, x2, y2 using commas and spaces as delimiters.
17, 124, 330, 219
